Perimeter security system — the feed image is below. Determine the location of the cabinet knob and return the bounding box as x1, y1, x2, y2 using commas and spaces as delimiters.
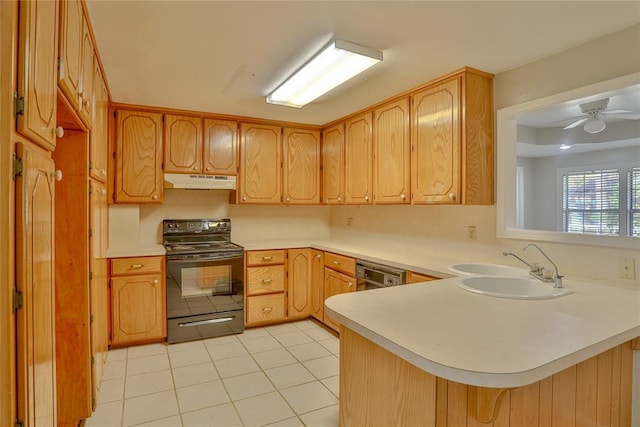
400, 194, 406, 200
332, 260, 340, 265
83, 98, 90, 108
315, 254, 322, 259
448, 192, 456, 200
152, 195, 158, 200
54, 169, 63, 182
153, 279, 159, 285
205, 167, 211, 171
348, 282, 353, 287
286, 197, 290, 202
365, 195, 369, 202
337, 197, 342, 202
242, 196, 247, 201
54, 126, 64, 138
101, 169, 107, 176
192, 166, 198, 171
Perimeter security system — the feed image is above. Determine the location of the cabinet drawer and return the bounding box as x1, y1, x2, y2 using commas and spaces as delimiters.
324, 252, 356, 276
246, 250, 286, 266
111, 256, 163, 276
246, 293, 285, 325
247, 265, 285, 295
407, 271, 439, 284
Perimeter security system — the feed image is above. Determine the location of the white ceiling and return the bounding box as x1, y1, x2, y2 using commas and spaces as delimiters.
85, 1, 640, 126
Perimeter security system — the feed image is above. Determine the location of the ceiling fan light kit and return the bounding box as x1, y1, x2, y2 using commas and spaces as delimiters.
583, 117, 607, 134
266, 39, 383, 108
561, 97, 640, 134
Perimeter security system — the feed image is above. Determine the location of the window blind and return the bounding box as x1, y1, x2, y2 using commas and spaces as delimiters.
629, 167, 640, 237
562, 169, 619, 235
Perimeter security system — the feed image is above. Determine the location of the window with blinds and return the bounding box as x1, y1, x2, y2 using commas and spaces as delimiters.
562, 169, 620, 235
629, 167, 640, 237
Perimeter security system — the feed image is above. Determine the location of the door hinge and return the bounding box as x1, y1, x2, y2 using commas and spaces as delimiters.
14, 92, 24, 116
58, 57, 65, 78
13, 289, 23, 312
89, 270, 93, 280
90, 313, 94, 323
89, 160, 94, 171
91, 397, 97, 411
89, 228, 93, 238
15, 419, 24, 427
13, 153, 22, 179
90, 355, 94, 365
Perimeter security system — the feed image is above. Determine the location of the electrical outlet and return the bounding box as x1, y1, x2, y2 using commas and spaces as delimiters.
467, 225, 477, 241
347, 217, 354, 227
620, 257, 636, 279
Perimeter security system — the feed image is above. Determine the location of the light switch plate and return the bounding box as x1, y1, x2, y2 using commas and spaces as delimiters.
620, 257, 636, 279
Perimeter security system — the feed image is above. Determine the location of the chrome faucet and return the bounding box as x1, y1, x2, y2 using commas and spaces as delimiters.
523, 243, 563, 288
503, 244, 564, 288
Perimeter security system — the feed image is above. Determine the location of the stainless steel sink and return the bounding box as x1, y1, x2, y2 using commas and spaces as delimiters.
457, 276, 573, 300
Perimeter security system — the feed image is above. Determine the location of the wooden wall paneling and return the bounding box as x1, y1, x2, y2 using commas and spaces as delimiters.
619, 341, 633, 426
596, 349, 613, 426
509, 382, 540, 426
538, 377, 553, 427
321, 122, 345, 204
16, 142, 57, 427
17, 0, 59, 151
203, 119, 238, 175
435, 377, 449, 427
52, 130, 91, 425
58, 0, 83, 111
575, 356, 598, 426
344, 112, 373, 204
609, 345, 622, 427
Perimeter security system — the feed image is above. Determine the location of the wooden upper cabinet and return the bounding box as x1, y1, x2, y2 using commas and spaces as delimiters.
411, 70, 494, 205
239, 123, 282, 204
164, 115, 203, 173
345, 112, 373, 204
58, 0, 83, 111
115, 110, 164, 203
373, 98, 410, 204
411, 77, 461, 204
204, 119, 238, 175
77, 21, 94, 126
17, 0, 59, 151
90, 65, 108, 182
322, 122, 345, 205
283, 128, 320, 205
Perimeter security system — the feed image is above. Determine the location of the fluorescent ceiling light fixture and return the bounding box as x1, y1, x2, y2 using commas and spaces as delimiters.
266, 39, 383, 108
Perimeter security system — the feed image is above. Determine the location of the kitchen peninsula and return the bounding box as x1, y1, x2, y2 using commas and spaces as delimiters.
325, 277, 639, 426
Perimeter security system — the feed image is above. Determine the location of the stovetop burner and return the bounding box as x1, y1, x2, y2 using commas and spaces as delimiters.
162, 219, 243, 256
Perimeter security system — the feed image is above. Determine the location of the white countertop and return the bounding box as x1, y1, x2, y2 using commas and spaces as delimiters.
106, 244, 166, 258
325, 277, 640, 388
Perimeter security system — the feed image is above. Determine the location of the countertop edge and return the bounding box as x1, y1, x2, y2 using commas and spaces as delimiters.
324, 302, 640, 388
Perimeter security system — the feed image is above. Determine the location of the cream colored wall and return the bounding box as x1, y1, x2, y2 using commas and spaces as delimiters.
331, 24, 640, 288
108, 189, 331, 250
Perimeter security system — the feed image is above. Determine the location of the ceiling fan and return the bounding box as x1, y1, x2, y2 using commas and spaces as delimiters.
562, 98, 640, 134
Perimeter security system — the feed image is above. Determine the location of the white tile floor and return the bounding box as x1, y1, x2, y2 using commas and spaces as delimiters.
86, 320, 340, 427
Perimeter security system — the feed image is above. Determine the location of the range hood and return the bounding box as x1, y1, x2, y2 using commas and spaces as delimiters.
164, 173, 236, 190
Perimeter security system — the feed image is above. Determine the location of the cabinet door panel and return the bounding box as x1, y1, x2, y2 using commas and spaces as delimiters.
115, 110, 163, 203
204, 119, 237, 175
16, 143, 57, 426
287, 249, 311, 318
323, 268, 355, 331
345, 112, 373, 204
283, 128, 320, 204
310, 250, 324, 321
111, 274, 165, 345
164, 115, 203, 173
58, 0, 83, 111
90, 66, 108, 182
322, 123, 345, 204
374, 98, 410, 204
412, 78, 461, 203
77, 21, 94, 126
239, 123, 281, 204
17, 0, 59, 151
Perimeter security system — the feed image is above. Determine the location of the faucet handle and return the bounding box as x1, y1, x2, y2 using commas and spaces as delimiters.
530, 262, 543, 273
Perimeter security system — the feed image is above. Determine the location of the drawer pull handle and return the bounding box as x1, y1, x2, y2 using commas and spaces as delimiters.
315, 254, 322, 259
332, 260, 340, 265
262, 278, 272, 284
262, 256, 273, 261
131, 264, 143, 269
262, 307, 272, 313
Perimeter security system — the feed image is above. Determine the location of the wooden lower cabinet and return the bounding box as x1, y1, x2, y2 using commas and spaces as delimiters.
407, 271, 439, 283
110, 256, 166, 346
287, 248, 312, 319
339, 327, 634, 427
245, 250, 287, 326
323, 267, 356, 332
310, 250, 324, 322
246, 293, 286, 325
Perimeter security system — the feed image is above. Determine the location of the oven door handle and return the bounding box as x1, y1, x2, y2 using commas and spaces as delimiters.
178, 316, 236, 328
167, 253, 244, 262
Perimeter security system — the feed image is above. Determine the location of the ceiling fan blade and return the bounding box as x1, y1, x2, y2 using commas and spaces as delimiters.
563, 117, 589, 130
602, 112, 640, 120
603, 109, 634, 114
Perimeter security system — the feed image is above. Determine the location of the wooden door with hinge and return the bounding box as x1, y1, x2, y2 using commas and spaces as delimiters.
203, 119, 237, 175
89, 179, 108, 411
345, 112, 373, 204
310, 250, 324, 321
164, 115, 203, 173
411, 77, 461, 203
58, 0, 83, 112
15, 142, 57, 427
77, 20, 94, 126
90, 65, 108, 182
322, 122, 345, 204
323, 268, 355, 331
114, 110, 163, 203
239, 123, 282, 204
17, 0, 59, 151
287, 249, 312, 318
373, 98, 410, 204
283, 128, 320, 205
